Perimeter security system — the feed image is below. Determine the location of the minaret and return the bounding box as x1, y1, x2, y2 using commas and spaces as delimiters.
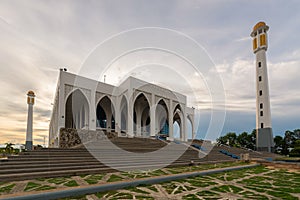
25, 91, 35, 150
251, 22, 274, 152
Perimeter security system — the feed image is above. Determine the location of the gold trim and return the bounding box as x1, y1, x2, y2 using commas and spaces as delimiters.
253, 22, 266, 31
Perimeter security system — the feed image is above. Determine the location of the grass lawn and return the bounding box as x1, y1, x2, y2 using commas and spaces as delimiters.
2, 161, 298, 200
65, 165, 300, 200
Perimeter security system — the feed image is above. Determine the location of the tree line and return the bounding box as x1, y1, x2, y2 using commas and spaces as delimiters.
216, 129, 300, 157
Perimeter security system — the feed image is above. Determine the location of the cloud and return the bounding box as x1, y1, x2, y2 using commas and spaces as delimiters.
0, 0, 300, 144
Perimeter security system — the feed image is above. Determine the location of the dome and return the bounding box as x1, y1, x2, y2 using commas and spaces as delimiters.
253, 22, 266, 31
27, 90, 35, 96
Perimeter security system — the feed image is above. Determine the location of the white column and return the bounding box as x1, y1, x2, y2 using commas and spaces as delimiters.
89, 90, 96, 130
168, 100, 173, 141
136, 108, 142, 137
182, 107, 187, 141
150, 94, 156, 137
115, 96, 121, 136
192, 116, 195, 139
127, 96, 133, 137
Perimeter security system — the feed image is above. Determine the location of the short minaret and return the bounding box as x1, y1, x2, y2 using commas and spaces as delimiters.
251, 22, 274, 152
25, 91, 35, 150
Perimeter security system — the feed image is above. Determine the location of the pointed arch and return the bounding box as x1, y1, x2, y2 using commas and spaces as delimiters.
96, 96, 115, 131
156, 99, 169, 136
65, 89, 89, 129
133, 93, 150, 137
173, 103, 183, 139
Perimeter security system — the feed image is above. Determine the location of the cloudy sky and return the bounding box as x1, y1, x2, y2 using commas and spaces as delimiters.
0, 0, 300, 145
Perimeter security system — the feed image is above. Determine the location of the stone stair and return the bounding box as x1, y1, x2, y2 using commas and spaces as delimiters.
0, 137, 238, 182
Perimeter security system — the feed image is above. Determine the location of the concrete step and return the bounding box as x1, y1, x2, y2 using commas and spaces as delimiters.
0, 159, 205, 182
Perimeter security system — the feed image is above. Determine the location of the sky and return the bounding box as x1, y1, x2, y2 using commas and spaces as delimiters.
0, 0, 300, 145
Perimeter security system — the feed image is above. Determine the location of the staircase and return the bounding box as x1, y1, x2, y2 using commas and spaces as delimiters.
0, 137, 277, 182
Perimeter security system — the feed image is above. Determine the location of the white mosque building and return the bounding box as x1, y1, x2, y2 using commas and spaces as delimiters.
49, 70, 195, 147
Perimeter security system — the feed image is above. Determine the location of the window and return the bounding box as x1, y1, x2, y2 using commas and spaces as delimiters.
253, 38, 257, 50
258, 62, 261, 67
260, 111, 263, 116
259, 76, 262, 82
261, 123, 264, 128
260, 34, 266, 46
259, 90, 262, 96
260, 103, 263, 109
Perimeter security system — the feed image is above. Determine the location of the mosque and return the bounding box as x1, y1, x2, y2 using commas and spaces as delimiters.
48, 21, 273, 152
48, 71, 195, 147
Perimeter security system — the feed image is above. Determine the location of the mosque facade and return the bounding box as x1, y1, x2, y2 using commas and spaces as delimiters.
49, 71, 195, 147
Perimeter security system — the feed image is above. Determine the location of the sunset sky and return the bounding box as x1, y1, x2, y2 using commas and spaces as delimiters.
0, 1, 300, 145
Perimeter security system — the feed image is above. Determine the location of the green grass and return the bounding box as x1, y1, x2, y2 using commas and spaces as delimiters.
51, 165, 300, 199
64, 180, 79, 187
79, 174, 88, 178
95, 191, 117, 198
148, 169, 168, 176
127, 187, 150, 194
161, 181, 196, 194
211, 185, 243, 194
267, 190, 298, 200
84, 174, 103, 184
47, 177, 69, 185
0, 184, 15, 194
107, 174, 123, 182
35, 178, 46, 181
135, 195, 154, 199
24, 182, 41, 191
144, 185, 158, 192
110, 192, 133, 200
34, 185, 56, 191
196, 190, 219, 197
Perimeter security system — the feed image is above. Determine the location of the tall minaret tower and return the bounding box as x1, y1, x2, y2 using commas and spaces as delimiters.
25, 90, 35, 150
251, 22, 274, 152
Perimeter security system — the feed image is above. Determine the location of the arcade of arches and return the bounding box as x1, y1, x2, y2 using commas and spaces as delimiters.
64, 90, 194, 141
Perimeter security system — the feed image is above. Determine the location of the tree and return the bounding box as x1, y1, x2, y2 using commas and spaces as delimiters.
290, 140, 300, 157
293, 129, 300, 142
217, 132, 237, 146
237, 132, 247, 146
282, 130, 297, 155
244, 129, 256, 150
5, 143, 14, 154
274, 135, 283, 153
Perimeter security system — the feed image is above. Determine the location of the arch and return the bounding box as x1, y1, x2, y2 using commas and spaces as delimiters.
155, 99, 169, 137
65, 89, 89, 129
187, 117, 193, 139
173, 117, 181, 139
133, 92, 151, 107
133, 93, 150, 137
173, 104, 183, 139
96, 96, 115, 131
173, 103, 182, 114
155, 98, 169, 111
120, 95, 128, 132
65, 88, 90, 106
